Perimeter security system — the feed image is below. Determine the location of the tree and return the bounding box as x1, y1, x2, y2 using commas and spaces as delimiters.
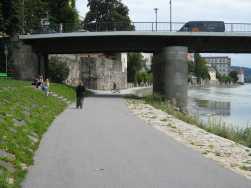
84, 0, 134, 31
0, 1, 4, 34
23, 0, 48, 33
48, 57, 70, 83
194, 53, 209, 81
48, 0, 79, 32
2, 0, 22, 36
127, 53, 145, 84
229, 71, 238, 83
188, 60, 195, 73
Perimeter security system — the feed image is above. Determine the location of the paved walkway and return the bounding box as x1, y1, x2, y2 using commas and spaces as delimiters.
23, 97, 251, 188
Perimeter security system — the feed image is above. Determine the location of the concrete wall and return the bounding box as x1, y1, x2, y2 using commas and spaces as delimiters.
81, 55, 127, 90
49, 54, 127, 90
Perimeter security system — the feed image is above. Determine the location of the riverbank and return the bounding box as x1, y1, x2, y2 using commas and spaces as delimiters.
127, 98, 251, 180
0, 80, 75, 188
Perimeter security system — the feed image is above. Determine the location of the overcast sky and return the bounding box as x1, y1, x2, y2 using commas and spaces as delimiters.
76, 0, 251, 68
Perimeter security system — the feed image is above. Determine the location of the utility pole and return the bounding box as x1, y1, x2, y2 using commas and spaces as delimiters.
154, 8, 158, 31
170, 0, 172, 32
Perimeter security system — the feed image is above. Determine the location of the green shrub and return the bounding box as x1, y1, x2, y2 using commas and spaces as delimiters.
48, 57, 69, 83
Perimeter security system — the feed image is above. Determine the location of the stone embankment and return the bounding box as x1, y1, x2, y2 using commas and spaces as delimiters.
127, 99, 251, 180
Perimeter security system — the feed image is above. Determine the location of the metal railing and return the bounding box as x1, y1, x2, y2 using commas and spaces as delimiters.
25, 22, 251, 34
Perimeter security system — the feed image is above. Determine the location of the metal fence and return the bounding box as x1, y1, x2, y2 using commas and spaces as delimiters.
27, 22, 251, 34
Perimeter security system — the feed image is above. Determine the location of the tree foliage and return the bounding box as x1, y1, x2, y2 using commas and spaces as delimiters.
194, 53, 209, 80
187, 60, 195, 73
1, 0, 22, 36
229, 71, 238, 83
127, 53, 145, 84
48, 0, 79, 32
0, 1, 4, 33
23, 0, 48, 33
84, 0, 134, 31
48, 57, 70, 83
0, 0, 80, 35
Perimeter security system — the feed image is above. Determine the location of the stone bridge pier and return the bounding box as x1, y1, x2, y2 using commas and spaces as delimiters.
153, 46, 188, 111
10, 39, 48, 80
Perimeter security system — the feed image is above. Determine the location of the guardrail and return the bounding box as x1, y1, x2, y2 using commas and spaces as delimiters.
25, 22, 251, 34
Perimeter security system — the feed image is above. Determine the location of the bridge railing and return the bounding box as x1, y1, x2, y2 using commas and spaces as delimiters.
27, 22, 251, 34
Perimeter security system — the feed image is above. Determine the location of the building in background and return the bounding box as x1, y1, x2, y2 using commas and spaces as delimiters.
204, 56, 231, 76
237, 68, 245, 84
208, 66, 217, 81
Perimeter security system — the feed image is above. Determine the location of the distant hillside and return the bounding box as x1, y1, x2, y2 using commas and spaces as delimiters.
231, 66, 251, 82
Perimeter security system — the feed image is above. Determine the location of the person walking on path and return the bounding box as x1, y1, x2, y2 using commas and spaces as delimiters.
76, 81, 86, 109
112, 82, 120, 93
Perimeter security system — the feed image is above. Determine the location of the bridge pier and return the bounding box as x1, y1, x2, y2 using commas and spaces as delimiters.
153, 46, 188, 111
37, 53, 49, 78
10, 39, 40, 80
10, 37, 49, 80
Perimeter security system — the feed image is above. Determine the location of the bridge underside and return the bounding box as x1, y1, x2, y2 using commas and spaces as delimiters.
20, 32, 251, 54
15, 31, 251, 110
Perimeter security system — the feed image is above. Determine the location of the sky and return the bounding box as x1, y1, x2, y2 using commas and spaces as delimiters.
76, 0, 251, 68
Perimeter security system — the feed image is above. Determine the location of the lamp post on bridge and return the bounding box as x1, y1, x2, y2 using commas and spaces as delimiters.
170, 0, 172, 32
154, 8, 158, 31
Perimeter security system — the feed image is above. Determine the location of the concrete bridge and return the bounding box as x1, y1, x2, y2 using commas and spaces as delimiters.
15, 31, 251, 110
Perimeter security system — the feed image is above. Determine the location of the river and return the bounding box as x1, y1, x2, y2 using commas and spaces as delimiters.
188, 84, 251, 128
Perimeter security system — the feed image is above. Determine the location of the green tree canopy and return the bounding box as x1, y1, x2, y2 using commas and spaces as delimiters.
188, 60, 195, 73
48, 0, 79, 32
23, 0, 48, 33
48, 56, 70, 83
0, 1, 4, 34
1, 0, 22, 36
84, 0, 134, 31
229, 70, 238, 83
194, 53, 209, 80
127, 53, 145, 84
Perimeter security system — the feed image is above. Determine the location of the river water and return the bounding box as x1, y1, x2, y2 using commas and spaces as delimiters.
188, 84, 251, 128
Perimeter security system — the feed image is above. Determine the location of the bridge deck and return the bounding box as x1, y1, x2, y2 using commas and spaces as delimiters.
19, 31, 251, 53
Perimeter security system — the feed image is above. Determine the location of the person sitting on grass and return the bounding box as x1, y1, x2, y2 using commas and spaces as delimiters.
42, 78, 50, 96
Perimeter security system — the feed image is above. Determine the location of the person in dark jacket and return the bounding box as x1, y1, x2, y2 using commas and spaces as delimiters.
76, 81, 86, 109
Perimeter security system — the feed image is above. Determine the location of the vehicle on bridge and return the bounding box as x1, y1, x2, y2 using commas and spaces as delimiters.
179, 21, 225, 32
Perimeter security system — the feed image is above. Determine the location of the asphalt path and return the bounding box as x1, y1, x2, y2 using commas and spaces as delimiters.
23, 97, 251, 188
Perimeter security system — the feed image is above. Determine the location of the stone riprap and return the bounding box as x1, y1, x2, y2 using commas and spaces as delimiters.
127, 99, 251, 180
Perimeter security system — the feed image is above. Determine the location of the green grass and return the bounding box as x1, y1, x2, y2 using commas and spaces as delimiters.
0, 80, 75, 188
142, 94, 251, 149
50, 83, 75, 102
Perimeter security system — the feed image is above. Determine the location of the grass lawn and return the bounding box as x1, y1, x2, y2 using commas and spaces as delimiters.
0, 79, 75, 188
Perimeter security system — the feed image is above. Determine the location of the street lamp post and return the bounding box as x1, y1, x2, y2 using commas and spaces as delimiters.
154, 8, 158, 31
22, 0, 25, 34
170, 0, 172, 32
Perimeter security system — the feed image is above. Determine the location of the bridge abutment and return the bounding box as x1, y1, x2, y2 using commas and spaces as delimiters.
10, 39, 39, 80
153, 46, 188, 111
10, 38, 49, 80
